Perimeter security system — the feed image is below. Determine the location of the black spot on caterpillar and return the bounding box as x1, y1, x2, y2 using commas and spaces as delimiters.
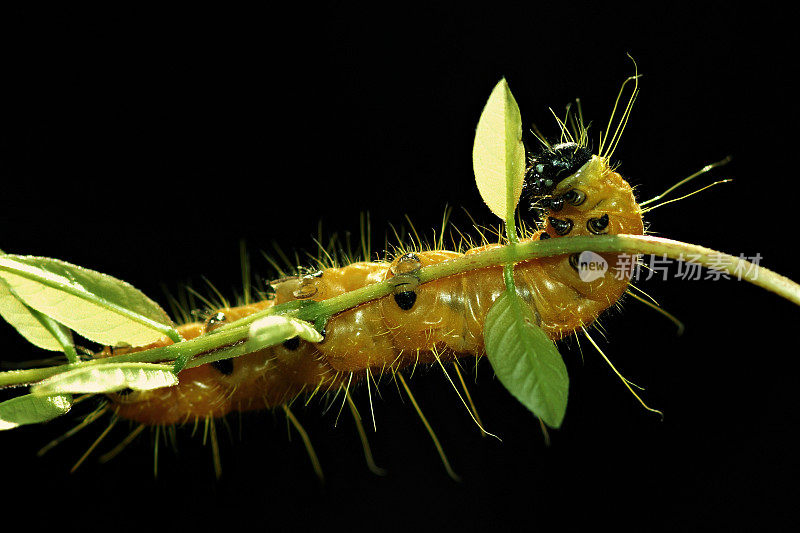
210, 358, 234, 376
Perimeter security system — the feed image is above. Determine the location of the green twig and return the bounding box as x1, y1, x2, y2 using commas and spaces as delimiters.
2, 234, 798, 389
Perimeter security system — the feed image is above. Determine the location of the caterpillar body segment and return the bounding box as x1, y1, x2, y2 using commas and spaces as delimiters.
104, 153, 643, 426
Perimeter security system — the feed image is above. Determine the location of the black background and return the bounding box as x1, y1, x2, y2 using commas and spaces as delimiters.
1, 3, 797, 531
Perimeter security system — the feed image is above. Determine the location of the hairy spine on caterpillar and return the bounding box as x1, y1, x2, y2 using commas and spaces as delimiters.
102, 149, 642, 426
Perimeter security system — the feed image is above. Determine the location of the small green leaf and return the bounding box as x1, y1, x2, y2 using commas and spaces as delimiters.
0, 393, 73, 430
0, 255, 179, 346
472, 78, 526, 223
484, 291, 569, 428
246, 315, 323, 350
173, 315, 322, 373
31, 362, 178, 396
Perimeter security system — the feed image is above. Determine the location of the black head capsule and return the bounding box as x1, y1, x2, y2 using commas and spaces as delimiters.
524, 142, 593, 197
547, 196, 565, 212
548, 216, 574, 236
539, 232, 551, 240
587, 214, 610, 235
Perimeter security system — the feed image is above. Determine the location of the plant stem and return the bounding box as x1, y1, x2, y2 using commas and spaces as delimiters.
2, 234, 798, 389
0, 326, 251, 388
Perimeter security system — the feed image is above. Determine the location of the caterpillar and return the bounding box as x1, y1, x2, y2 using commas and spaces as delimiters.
102, 144, 640, 427
2, 71, 798, 484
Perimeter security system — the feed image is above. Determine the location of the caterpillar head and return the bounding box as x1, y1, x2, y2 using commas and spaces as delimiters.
524, 142, 644, 238
524, 142, 593, 197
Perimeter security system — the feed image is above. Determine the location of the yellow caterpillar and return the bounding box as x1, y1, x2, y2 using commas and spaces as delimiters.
2, 70, 797, 487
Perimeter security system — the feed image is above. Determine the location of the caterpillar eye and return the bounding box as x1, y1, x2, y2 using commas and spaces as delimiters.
587, 214, 610, 234
548, 216, 574, 236
563, 189, 586, 206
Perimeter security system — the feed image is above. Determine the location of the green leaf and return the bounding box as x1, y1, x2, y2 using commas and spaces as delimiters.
0, 255, 179, 347
0, 249, 75, 354
0, 275, 76, 353
173, 315, 320, 373
472, 78, 526, 223
246, 315, 323, 351
0, 393, 73, 430
31, 362, 178, 396
483, 290, 569, 428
